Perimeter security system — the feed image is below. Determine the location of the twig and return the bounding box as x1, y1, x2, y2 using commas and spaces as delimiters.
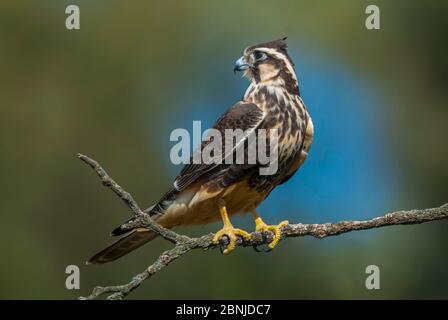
77, 153, 448, 300
78, 154, 188, 244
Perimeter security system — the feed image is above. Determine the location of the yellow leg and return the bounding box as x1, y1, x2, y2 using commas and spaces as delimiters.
251, 210, 288, 249
212, 203, 251, 255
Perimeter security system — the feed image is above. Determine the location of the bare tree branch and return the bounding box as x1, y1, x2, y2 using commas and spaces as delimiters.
77, 153, 448, 300
78, 154, 189, 244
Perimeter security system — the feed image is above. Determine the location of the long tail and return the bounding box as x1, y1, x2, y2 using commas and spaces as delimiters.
87, 213, 161, 264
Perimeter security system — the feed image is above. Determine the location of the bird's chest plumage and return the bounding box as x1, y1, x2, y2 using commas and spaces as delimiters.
244, 84, 312, 192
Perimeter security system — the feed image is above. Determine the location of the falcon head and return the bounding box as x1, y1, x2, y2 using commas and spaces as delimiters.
234, 37, 297, 88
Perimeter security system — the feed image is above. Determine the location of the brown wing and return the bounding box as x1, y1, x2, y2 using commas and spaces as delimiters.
107, 102, 264, 236
173, 101, 265, 192
147, 102, 264, 213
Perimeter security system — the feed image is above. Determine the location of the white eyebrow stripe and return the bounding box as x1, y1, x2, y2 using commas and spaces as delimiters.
255, 47, 297, 82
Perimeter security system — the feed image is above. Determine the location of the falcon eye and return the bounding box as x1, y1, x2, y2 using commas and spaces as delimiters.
252, 51, 267, 61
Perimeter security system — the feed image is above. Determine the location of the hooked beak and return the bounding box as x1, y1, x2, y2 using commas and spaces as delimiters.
234, 56, 250, 74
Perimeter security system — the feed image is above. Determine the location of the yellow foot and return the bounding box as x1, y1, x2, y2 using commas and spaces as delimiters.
255, 218, 289, 249
213, 226, 251, 255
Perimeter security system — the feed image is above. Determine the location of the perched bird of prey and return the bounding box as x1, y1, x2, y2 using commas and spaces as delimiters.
88, 37, 313, 264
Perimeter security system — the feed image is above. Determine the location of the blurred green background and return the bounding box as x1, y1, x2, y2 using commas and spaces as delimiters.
0, 0, 447, 299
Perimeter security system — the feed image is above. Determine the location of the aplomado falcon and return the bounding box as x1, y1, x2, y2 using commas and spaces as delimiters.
88, 38, 314, 264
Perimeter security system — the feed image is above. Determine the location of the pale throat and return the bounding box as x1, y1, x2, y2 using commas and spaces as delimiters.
258, 63, 281, 82
256, 64, 297, 87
